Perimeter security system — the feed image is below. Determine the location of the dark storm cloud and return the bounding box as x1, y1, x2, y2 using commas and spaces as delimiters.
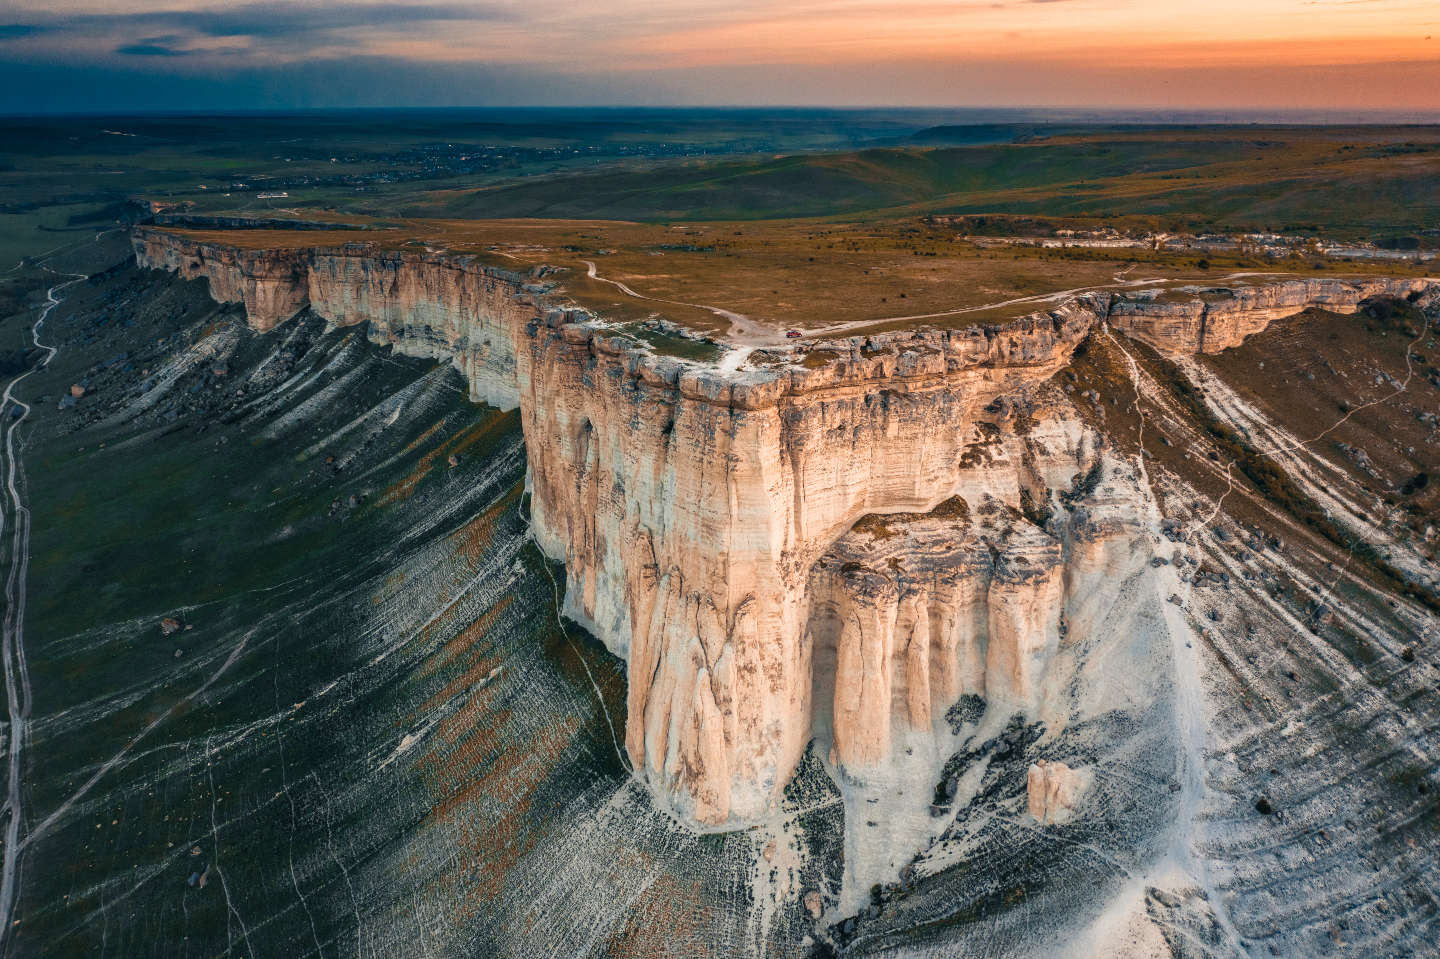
117, 42, 193, 56
115, 2, 510, 39
1, 2, 510, 43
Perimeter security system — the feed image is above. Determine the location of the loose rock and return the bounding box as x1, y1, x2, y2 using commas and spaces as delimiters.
1027, 759, 1080, 823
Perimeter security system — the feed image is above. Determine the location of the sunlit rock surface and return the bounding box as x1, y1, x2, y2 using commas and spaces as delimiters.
133, 228, 1435, 830
1027, 759, 1080, 822
132, 229, 534, 409
106, 229, 1440, 955
1107, 276, 1431, 353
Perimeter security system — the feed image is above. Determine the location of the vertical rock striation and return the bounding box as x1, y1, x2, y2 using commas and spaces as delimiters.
1027, 759, 1080, 823
132, 227, 1437, 826
516, 310, 1102, 823
131, 230, 537, 409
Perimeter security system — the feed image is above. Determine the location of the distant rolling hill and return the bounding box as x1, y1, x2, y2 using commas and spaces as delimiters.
407, 129, 1440, 235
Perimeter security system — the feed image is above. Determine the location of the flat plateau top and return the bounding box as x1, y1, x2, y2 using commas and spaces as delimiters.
149, 214, 1438, 347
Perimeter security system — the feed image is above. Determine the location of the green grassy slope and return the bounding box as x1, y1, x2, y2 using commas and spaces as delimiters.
417, 132, 1440, 236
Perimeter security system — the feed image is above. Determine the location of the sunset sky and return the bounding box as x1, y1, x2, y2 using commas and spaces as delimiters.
1, 0, 1437, 112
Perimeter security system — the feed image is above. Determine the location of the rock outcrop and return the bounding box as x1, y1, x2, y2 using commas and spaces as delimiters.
1107, 278, 1428, 354
517, 306, 1107, 824
131, 229, 535, 408
134, 231, 313, 335
1027, 759, 1079, 822
132, 227, 1437, 826
807, 487, 1070, 772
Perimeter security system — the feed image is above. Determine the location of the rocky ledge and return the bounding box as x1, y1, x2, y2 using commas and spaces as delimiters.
133, 226, 1436, 827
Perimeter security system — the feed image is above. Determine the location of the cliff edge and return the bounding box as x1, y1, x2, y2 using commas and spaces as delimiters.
132, 227, 1434, 827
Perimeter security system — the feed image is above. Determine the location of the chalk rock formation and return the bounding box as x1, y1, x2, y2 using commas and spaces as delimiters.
1107, 278, 1430, 354
518, 309, 1106, 823
132, 230, 537, 409
131, 227, 1439, 826
1027, 759, 1079, 823
807, 492, 1066, 771
133, 231, 312, 334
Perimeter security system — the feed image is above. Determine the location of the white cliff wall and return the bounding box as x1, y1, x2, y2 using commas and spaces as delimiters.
803, 411, 1150, 780
131, 230, 313, 334
518, 304, 1102, 824
1108, 277, 1430, 354
132, 230, 538, 410
132, 227, 1436, 825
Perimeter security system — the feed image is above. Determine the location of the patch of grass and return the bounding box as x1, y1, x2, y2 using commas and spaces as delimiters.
851, 513, 900, 540
632, 329, 724, 362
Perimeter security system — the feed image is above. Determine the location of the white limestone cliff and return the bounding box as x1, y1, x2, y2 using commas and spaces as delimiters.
1106, 277, 1421, 353
131, 230, 536, 409
131, 228, 1436, 826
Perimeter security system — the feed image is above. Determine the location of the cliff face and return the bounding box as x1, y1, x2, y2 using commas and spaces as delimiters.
132, 227, 1436, 825
132, 229, 538, 409
1106, 277, 1424, 353
517, 304, 1106, 823
133, 230, 313, 335
304, 250, 542, 410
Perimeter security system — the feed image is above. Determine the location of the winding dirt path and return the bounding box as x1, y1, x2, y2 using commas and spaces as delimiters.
0, 275, 74, 938
580, 259, 753, 332
577, 259, 1290, 353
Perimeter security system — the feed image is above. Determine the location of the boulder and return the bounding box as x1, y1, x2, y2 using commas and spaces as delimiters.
1027, 759, 1080, 823
161, 618, 181, 636
804, 891, 823, 919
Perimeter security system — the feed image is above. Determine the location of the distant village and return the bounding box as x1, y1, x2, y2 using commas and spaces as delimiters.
925, 214, 1437, 262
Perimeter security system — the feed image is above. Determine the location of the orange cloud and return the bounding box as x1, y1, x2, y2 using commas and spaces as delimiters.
1, 0, 1436, 109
